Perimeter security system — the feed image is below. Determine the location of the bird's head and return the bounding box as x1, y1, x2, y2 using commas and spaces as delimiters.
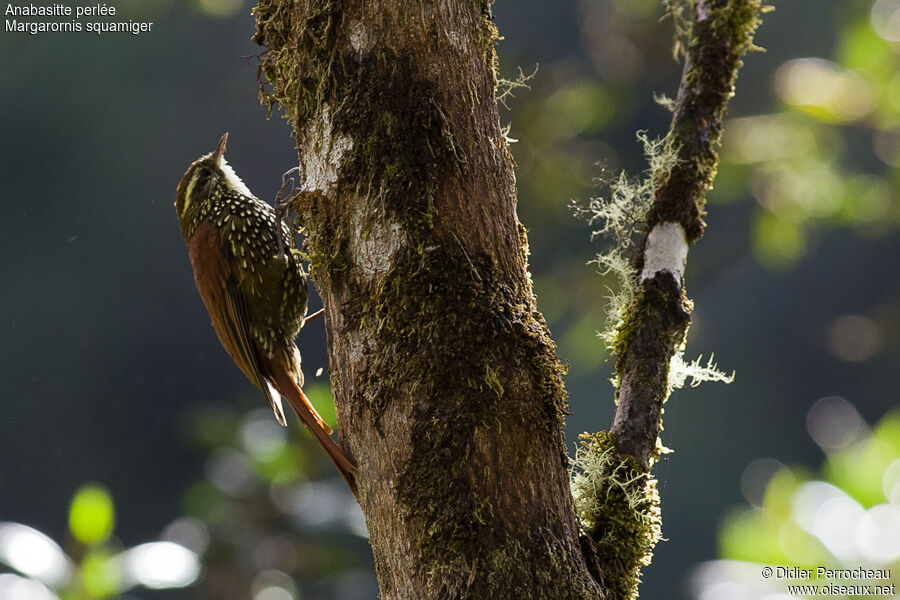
175, 133, 254, 230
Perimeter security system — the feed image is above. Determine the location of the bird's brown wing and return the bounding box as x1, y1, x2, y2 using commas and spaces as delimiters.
188, 219, 287, 425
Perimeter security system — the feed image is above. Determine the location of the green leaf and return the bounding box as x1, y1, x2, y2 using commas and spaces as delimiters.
182, 482, 228, 524
79, 549, 120, 598
68, 484, 115, 545
752, 211, 806, 268
873, 409, 900, 454
825, 436, 897, 506
838, 21, 895, 80
719, 507, 784, 563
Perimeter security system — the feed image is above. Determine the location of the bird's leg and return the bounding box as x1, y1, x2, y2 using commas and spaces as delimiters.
274, 167, 302, 257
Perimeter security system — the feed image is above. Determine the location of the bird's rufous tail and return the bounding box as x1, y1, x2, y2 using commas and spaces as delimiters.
268, 364, 358, 495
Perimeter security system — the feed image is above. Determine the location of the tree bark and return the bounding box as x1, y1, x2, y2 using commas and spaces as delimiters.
254, 1, 602, 597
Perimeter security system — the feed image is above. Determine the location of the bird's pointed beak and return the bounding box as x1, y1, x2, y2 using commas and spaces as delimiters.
214, 133, 228, 166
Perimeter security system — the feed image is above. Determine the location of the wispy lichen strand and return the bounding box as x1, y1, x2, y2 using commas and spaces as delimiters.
580, 133, 675, 352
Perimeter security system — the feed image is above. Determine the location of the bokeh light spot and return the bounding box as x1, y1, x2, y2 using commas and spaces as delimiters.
0, 574, 60, 600
79, 551, 120, 598
856, 504, 900, 564
206, 448, 258, 496
883, 459, 900, 504
241, 409, 288, 460
118, 542, 200, 589
252, 570, 297, 600
872, 128, 900, 166
827, 315, 880, 362
775, 58, 875, 121
0, 523, 72, 587
161, 517, 210, 555
871, 0, 900, 41
724, 116, 791, 164
255, 586, 295, 600
253, 535, 298, 573
814, 494, 865, 561
755, 165, 843, 222
807, 396, 863, 450
740, 459, 786, 507
545, 82, 613, 136
752, 211, 806, 268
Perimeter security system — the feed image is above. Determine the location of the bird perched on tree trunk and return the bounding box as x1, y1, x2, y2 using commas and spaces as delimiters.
175, 133, 357, 493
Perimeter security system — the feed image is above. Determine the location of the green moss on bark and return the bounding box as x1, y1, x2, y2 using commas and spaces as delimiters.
255, 1, 466, 276
571, 432, 661, 600
613, 273, 691, 393
357, 244, 567, 428
328, 240, 590, 597
605, 0, 761, 466
331, 51, 462, 243
253, 0, 342, 128
610, 272, 691, 465
352, 244, 581, 596
647, 0, 765, 242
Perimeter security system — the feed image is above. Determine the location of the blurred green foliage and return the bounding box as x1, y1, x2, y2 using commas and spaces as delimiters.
0, 484, 199, 599
511, 3, 900, 272
693, 404, 900, 598
0, 384, 370, 600
500, 3, 899, 597
178, 384, 374, 600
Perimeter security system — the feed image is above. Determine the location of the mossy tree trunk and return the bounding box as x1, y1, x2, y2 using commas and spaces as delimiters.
253, 1, 602, 598
252, 0, 762, 597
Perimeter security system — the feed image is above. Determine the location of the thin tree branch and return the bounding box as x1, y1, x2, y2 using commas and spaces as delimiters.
571, 3, 764, 598
612, 0, 764, 467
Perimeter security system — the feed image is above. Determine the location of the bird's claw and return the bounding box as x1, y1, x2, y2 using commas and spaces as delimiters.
274, 167, 302, 257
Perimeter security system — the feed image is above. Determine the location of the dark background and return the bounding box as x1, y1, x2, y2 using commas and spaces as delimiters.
1, 1, 897, 598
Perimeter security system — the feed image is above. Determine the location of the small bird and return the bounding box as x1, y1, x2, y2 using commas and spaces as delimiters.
175, 133, 356, 491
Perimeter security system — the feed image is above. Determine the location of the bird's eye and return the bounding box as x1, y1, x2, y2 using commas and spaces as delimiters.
197, 168, 211, 182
